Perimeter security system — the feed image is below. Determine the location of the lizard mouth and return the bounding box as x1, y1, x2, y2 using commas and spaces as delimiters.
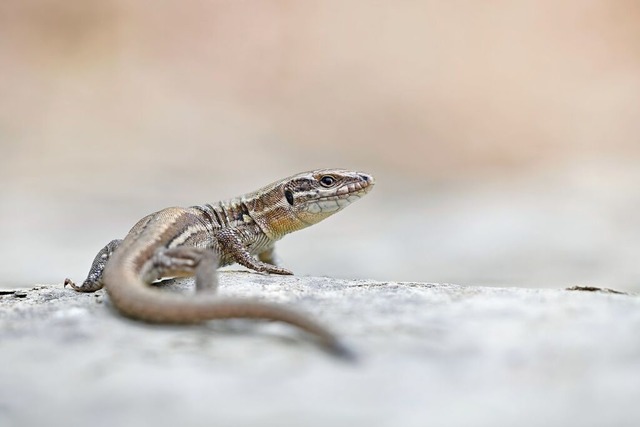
308, 173, 374, 213
335, 173, 375, 198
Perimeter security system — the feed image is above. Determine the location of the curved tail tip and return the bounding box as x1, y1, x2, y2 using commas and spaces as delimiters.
326, 340, 358, 362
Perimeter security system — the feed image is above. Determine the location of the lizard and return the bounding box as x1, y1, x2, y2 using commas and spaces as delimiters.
64, 168, 374, 358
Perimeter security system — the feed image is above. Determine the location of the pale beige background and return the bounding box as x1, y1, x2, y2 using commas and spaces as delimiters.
2, 1, 640, 290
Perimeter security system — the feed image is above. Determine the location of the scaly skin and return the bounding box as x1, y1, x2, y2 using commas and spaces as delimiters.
65, 169, 374, 357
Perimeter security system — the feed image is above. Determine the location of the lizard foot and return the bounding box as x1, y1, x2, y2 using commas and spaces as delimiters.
261, 265, 293, 275
64, 277, 103, 293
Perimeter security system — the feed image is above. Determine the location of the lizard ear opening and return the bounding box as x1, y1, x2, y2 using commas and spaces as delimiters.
284, 189, 294, 205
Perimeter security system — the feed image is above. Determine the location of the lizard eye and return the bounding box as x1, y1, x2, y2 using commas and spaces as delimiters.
319, 175, 336, 187
284, 189, 294, 205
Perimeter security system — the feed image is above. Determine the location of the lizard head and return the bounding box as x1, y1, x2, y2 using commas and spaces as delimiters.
247, 169, 375, 239
285, 169, 374, 224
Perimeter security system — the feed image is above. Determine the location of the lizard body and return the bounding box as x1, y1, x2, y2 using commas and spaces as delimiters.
65, 169, 374, 357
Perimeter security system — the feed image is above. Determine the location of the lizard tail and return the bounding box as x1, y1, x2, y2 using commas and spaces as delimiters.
103, 268, 355, 360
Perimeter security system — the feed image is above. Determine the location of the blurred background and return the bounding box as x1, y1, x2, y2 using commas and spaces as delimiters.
1, 0, 639, 290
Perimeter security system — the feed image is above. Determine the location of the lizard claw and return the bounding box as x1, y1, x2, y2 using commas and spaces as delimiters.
264, 265, 293, 275
63, 278, 76, 289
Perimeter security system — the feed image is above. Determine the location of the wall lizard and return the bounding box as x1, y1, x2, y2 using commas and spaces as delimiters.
65, 169, 374, 357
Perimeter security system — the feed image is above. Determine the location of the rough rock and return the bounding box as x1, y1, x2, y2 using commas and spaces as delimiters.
1, 272, 639, 427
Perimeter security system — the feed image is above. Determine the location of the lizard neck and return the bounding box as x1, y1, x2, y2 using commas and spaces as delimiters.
242, 183, 308, 241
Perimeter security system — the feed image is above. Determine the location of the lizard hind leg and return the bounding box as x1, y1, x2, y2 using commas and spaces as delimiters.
65, 239, 123, 292
150, 247, 220, 294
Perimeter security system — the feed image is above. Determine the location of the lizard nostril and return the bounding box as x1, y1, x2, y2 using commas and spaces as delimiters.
358, 173, 374, 185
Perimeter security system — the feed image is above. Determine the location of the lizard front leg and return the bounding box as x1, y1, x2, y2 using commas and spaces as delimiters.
214, 228, 293, 275
64, 239, 122, 292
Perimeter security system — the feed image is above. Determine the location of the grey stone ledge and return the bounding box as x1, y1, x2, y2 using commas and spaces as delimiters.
1, 272, 639, 427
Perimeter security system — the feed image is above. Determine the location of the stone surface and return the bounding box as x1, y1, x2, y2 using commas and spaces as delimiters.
1, 273, 639, 427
